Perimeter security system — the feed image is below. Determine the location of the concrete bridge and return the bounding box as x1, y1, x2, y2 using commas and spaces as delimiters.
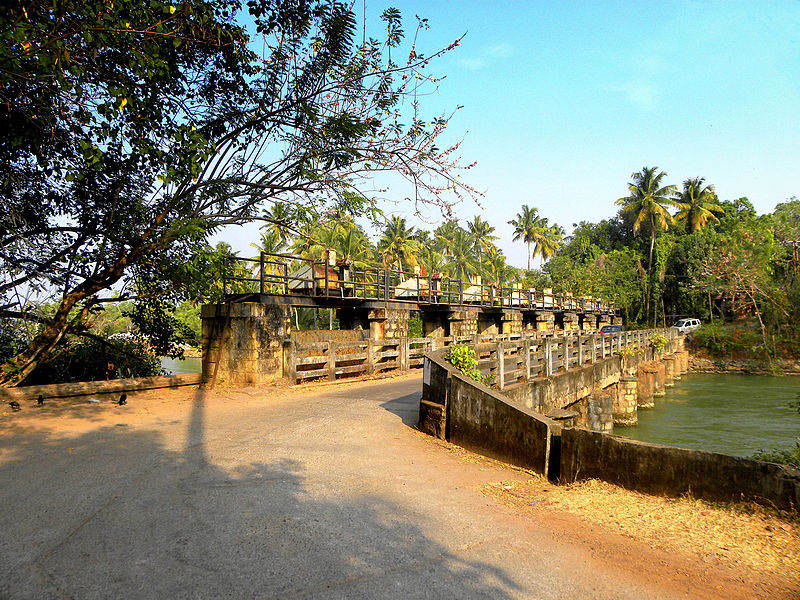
201, 252, 621, 386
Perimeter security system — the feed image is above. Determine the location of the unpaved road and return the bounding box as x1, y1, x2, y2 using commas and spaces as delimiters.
0, 374, 795, 599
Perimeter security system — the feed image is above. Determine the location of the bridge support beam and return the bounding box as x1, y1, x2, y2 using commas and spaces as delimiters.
613, 376, 639, 426
367, 307, 410, 340
448, 309, 479, 338
531, 311, 555, 332
201, 302, 291, 386
501, 310, 523, 335
477, 312, 501, 336
558, 311, 578, 332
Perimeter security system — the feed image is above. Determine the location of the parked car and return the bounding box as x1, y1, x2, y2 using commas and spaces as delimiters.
670, 318, 701, 333
600, 324, 624, 333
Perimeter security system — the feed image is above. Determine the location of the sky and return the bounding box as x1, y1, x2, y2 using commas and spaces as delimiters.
222, 0, 800, 269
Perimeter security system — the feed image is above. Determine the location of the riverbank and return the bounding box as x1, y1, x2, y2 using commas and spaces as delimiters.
689, 355, 800, 375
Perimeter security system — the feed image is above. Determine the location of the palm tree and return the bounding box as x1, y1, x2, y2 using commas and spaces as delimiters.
616, 166, 678, 323
445, 228, 478, 281
467, 215, 498, 266
261, 202, 295, 251
508, 205, 540, 270
534, 223, 564, 262
377, 216, 417, 271
673, 177, 724, 233
432, 220, 460, 257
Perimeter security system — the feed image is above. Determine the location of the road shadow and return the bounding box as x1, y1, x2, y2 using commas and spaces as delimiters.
0, 386, 522, 599
379, 390, 423, 427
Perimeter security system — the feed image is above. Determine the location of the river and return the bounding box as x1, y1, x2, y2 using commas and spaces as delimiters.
613, 373, 800, 458
160, 356, 202, 375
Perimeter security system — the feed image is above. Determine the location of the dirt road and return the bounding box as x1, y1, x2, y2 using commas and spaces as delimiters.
0, 374, 796, 599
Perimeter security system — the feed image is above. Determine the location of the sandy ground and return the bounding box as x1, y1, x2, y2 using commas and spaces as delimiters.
1, 373, 797, 599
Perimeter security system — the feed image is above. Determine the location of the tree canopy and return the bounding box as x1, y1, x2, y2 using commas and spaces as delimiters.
0, 0, 477, 385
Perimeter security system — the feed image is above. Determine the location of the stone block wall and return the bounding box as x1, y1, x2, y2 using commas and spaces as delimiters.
449, 309, 479, 337
637, 365, 657, 409
202, 302, 292, 386
560, 428, 800, 512
502, 310, 523, 335
613, 377, 638, 426
368, 307, 410, 339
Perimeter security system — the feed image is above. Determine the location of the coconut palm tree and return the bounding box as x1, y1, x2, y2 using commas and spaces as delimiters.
377, 216, 417, 272
445, 228, 479, 281
432, 220, 460, 257
467, 215, 498, 266
673, 177, 724, 233
508, 205, 540, 270
616, 166, 678, 323
534, 222, 564, 263
261, 202, 296, 251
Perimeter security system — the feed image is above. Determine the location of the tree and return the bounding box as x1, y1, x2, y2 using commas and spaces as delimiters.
508, 205, 540, 271
377, 216, 417, 272
0, 1, 476, 385
466, 215, 497, 268
532, 220, 564, 263
445, 228, 478, 281
673, 177, 724, 233
616, 167, 677, 324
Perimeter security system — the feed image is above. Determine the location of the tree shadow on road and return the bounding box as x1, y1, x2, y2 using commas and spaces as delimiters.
0, 387, 522, 599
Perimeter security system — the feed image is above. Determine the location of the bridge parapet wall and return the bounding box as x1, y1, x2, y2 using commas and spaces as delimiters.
419, 338, 800, 512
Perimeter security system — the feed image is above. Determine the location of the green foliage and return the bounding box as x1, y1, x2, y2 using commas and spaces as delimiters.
751, 439, 800, 469
408, 313, 423, 338
649, 333, 668, 353
688, 323, 764, 358
23, 337, 162, 385
1, 0, 477, 385
444, 344, 489, 385
127, 298, 195, 358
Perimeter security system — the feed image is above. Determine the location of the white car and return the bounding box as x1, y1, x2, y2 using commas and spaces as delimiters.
670, 318, 701, 333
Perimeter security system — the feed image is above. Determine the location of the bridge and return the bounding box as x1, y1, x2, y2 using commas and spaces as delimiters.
201, 252, 621, 386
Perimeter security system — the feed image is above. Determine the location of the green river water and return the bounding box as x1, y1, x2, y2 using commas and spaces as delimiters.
614, 373, 800, 458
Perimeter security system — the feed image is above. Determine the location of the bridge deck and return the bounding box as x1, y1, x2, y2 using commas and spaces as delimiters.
222, 252, 617, 314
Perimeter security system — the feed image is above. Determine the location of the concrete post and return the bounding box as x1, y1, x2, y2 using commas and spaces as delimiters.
366, 339, 375, 374
663, 354, 675, 387
399, 337, 409, 371
524, 339, 532, 381
613, 376, 639, 426
497, 341, 505, 391
327, 341, 336, 381
545, 338, 553, 377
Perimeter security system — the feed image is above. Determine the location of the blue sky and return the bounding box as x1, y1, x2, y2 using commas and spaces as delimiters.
364, 0, 800, 267
223, 1, 800, 269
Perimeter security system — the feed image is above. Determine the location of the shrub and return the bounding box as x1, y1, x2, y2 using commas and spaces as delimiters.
444, 344, 490, 386
751, 439, 800, 469
23, 336, 162, 385
649, 333, 668, 353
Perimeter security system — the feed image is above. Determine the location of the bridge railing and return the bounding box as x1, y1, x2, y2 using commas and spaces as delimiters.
286, 329, 677, 385
221, 252, 617, 313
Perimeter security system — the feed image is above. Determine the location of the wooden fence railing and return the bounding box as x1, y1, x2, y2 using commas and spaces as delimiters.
287, 329, 677, 385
